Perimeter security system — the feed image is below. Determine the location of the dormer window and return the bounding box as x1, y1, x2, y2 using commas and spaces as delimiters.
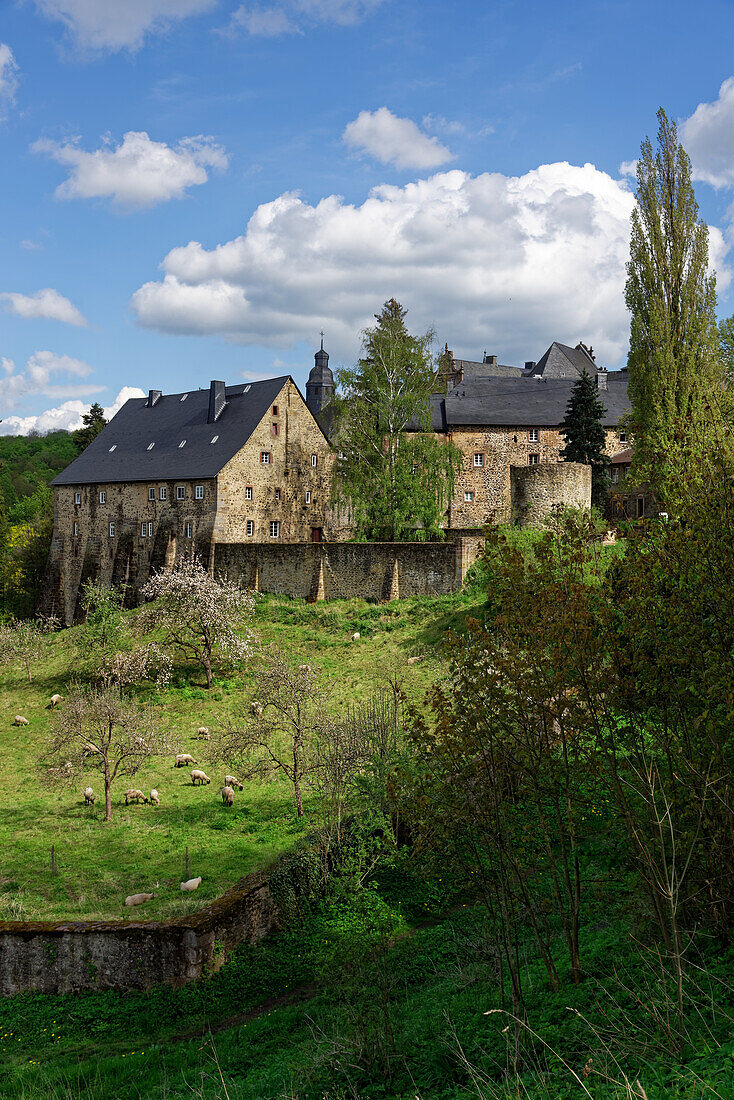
147, 442, 155, 451
108, 445, 117, 452
179, 440, 186, 449
210, 435, 219, 444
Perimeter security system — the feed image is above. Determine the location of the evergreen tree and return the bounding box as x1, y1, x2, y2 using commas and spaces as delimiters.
625, 108, 725, 506
73, 402, 107, 452
332, 299, 460, 541
559, 369, 610, 508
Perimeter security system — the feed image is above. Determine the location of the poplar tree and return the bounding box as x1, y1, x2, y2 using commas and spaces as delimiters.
625, 108, 724, 505
559, 369, 610, 508
333, 299, 460, 541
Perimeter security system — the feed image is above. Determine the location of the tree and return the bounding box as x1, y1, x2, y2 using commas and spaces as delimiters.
41, 686, 170, 821
559, 369, 610, 508
73, 402, 107, 452
332, 299, 461, 541
718, 313, 734, 383
78, 580, 170, 688
625, 108, 726, 506
0, 615, 50, 682
140, 557, 255, 688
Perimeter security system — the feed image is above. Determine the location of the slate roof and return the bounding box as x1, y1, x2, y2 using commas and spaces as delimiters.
452, 359, 524, 380
52, 377, 294, 486
528, 341, 598, 379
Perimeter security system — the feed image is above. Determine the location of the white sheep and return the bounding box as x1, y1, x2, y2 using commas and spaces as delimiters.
13, 715, 29, 726
180, 876, 202, 892
298, 664, 312, 673
124, 788, 148, 805
224, 775, 243, 790
351, 632, 360, 641
149, 789, 160, 806
221, 785, 235, 807
49, 693, 64, 708
175, 753, 197, 767
125, 892, 156, 907
250, 701, 263, 717
196, 726, 210, 740
191, 770, 211, 786
83, 786, 95, 805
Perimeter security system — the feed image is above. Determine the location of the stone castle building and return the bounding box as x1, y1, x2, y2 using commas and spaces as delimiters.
42, 337, 631, 624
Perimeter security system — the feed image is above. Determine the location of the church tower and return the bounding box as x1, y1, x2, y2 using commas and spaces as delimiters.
305, 334, 335, 417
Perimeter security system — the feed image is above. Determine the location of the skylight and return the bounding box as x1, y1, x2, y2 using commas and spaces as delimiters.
108, 445, 117, 452
243, 385, 251, 393
180, 393, 188, 401
178, 440, 186, 448
210, 435, 219, 444
147, 442, 155, 450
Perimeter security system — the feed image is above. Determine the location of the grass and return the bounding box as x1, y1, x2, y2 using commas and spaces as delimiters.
0, 591, 481, 921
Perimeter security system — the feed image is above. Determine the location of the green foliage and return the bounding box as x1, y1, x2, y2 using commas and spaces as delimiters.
72, 402, 107, 451
559, 368, 610, 507
718, 312, 734, 382
332, 298, 461, 540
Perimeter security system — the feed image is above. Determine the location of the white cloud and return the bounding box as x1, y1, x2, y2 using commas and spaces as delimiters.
130, 162, 689, 367
0, 43, 19, 121
32, 0, 216, 53
618, 159, 637, 178
344, 108, 452, 171
1, 351, 99, 414
227, 0, 384, 36
33, 131, 228, 210
681, 78, 734, 188
1, 288, 88, 327
1, 386, 146, 436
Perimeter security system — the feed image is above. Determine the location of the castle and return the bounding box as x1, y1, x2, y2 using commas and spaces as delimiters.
41, 338, 631, 625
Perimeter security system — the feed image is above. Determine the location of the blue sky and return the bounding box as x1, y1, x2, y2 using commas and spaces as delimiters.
3, 0, 734, 433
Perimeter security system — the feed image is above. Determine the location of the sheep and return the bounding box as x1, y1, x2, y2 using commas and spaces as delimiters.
125, 892, 156, 907
149, 789, 160, 806
298, 664, 312, 673
351, 632, 360, 641
196, 726, 210, 740
175, 753, 197, 767
250, 701, 263, 717
191, 770, 211, 786
224, 775, 243, 790
49, 693, 64, 708
221, 785, 235, 807
13, 715, 29, 726
407, 655, 423, 665
83, 786, 95, 805
124, 789, 148, 805
180, 876, 202, 892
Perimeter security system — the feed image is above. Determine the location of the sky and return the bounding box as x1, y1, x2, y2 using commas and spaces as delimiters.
3, 0, 734, 434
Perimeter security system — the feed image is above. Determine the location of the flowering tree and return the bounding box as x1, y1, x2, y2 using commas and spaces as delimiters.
78, 581, 170, 688
141, 558, 255, 688
0, 615, 54, 683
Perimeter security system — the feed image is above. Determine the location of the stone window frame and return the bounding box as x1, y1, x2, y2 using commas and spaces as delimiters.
245, 486, 253, 500
176, 485, 186, 501
74, 491, 81, 505
260, 451, 271, 465
99, 490, 106, 504
159, 486, 167, 501
528, 428, 540, 442
464, 490, 475, 502
529, 453, 540, 465
311, 454, 318, 467
148, 487, 156, 501
272, 405, 279, 416
246, 519, 254, 536
271, 422, 279, 437
141, 522, 146, 537
147, 521, 154, 537
305, 490, 312, 504
195, 485, 204, 500
473, 452, 484, 467
275, 488, 281, 501
269, 520, 280, 538
108, 521, 115, 538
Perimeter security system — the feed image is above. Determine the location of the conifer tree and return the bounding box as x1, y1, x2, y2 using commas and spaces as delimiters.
73, 402, 107, 452
625, 108, 725, 505
559, 369, 610, 508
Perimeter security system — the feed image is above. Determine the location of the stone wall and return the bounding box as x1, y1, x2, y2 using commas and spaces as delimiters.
510, 461, 591, 526
214, 538, 480, 601
0, 871, 277, 997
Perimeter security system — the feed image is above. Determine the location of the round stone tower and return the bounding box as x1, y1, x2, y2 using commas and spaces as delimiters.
305, 334, 335, 417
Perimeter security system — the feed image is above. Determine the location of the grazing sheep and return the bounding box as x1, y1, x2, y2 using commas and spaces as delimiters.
124, 789, 148, 805
196, 726, 210, 740
191, 770, 211, 786
224, 775, 243, 790
298, 664, 312, 673
180, 876, 202, 892
49, 693, 64, 708
351, 632, 360, 641
13, 715, 29, 726
250, 701, 263, 717
175, 753, 197, 767
83, 786, 95, 805
407, 655, 423, 665
221, 785, 235, 806
125, 892, 156, 907
149, 789, 160, 806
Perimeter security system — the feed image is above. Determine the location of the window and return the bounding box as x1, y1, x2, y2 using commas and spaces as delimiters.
528, 429, 539, 442
73, 521, 79, 537
272, 405, 279, 416
195, 485, 204, 500
637, 496, 644, 518
305, 491, 311, 504
473, 453, 484, 467
260, 451, 270, 464
108, 522, 115, 537
178, 440, 186, 449
246, 519, 254, 536
269, 520, 280, 538
619, 430, 628, 443
159, 486, 167, 500
186, 522, 192, 538
210, 435, 219, 444
245, 486, 253, 500
529, 453, 540, 465
99, 491, 106, 503
74, 492, 81, 505
147, 442, 155, 451
311, 454, 318, 467
611, 468, 619, 484
464, 491, 474, 502
275, 488, 281, 501
176, 486, 186, 500
271, 422, 279, 436
149, 487, 156, 501
141, 523, 146, 537
180, 393, 188, 402
108, 445, 117, 453
147, 522, 153, 537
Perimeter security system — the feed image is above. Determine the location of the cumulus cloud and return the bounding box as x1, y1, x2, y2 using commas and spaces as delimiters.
618, 160, 637, 178
0, 43, 19, 121
131, 162, 660, 367
32, 0, 216, 53
681, 78, 734, 188
33, 130, 228, 210
344, 108, 452, 171
2, 386, 146, 436
1, 288, 88, 327
227, 0, 384, 36
1, 351, 101, 415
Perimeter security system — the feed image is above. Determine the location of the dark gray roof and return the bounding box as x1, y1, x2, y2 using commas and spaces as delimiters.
52, 377, 295, 486
529, 341, 598, 379
413, 372, 629, 430
452, 359, 524, 380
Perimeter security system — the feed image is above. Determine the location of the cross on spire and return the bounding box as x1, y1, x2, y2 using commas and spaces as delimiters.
320, 330, 325, 350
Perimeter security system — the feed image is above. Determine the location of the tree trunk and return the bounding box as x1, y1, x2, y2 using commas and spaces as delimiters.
293, 744, 304, 817
104, 761, 112, 822
204, 657, 213, 689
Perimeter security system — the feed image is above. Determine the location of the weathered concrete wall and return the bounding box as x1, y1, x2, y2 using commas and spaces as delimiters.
214, 538, 481, 601
0, 871, 276, 997
510, 462, 591, 526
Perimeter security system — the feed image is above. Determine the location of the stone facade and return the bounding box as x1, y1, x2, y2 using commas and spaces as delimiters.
510, 462, 592, 526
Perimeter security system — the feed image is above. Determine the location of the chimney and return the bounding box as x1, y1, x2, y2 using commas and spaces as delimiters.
483, 353, 498, 367
147, 389, 162, 407
596, 370, 608, 391
208, 380, 227, 423
524, 361, 536, 372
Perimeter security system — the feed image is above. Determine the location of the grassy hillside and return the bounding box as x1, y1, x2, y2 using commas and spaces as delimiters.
0, 592, 467, 922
